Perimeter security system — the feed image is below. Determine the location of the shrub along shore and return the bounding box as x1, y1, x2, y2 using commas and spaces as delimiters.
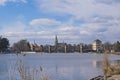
91, 52, 120, 80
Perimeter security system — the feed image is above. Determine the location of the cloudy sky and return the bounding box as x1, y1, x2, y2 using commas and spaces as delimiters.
0, 0, 120, 45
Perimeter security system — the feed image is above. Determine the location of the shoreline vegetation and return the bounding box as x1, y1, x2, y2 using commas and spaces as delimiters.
103, 52, 120, 80
91, 52, 120, 80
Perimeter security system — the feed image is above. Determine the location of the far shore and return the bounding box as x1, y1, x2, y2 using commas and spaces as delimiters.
0, 52, 120, 55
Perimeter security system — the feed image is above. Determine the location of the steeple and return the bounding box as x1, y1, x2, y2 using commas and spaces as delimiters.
55, 35, 58, 52
34, 40, 37, 46
55, 35, 58, 46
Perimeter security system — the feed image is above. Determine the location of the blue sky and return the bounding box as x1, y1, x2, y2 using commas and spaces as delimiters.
0, 0, 120, 45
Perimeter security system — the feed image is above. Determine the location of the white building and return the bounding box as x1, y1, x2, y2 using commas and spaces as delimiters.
92, 39, 102, 52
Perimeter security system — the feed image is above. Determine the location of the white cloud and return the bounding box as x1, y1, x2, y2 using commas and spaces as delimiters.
29, 18, 61, 26
35, 0, 120, 18
0, 0, 120, 45
1, 21, 25, 33
2, 15, 120, 45
80, 31, 90, 35
0, 0, 27, 6
0, 0, 6, 5
95, 0, 120, 4
0, 21, 27, 44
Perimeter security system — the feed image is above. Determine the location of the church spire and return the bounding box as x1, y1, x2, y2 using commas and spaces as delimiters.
55, 35, 58, 52
55, 35, 58, 46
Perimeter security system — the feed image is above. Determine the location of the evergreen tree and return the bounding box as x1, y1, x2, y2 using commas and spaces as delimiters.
0, 36, 9, 52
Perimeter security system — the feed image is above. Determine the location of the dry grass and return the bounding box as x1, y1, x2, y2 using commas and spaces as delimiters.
103, 52, 111, 76
103, 52, 120, 79
104, 64, 120, 76
10, 58, 49, 80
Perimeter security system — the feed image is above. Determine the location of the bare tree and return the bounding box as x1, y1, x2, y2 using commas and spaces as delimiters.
12, 40, 30, 53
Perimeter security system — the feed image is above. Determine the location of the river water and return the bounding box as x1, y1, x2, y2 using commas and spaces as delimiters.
0, 53, 120, 80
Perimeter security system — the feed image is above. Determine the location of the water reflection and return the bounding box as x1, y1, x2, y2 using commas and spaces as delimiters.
92, 60, 104, 68
93, 59, 120, 68
0, 54, 120, 80
115, 60, 120, 64
93, 60, 97, 67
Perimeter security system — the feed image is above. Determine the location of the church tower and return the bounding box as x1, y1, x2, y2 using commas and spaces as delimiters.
55, 35, 58, 46
55, 35, 58, 52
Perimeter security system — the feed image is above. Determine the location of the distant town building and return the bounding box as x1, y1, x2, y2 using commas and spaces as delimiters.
54, 35, 67, 53
30, 41, 43, 52
92, 39, 102, 52
28, 37, 103, 53
55, 35, 58, 52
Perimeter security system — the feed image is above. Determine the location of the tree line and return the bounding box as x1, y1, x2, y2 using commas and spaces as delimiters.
0, 36, 120, 53
12, 40, 31, 53
104, 41, 120, 52
12, 39, 120, 53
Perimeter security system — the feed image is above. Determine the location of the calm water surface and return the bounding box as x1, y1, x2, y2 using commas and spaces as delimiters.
0, 53, 120, 80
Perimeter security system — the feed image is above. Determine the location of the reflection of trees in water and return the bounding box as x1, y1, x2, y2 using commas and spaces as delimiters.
108, 60, 120, 65
93, 59, 120, 68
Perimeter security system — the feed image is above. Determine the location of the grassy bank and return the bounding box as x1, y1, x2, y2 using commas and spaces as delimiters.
103, 52, 120, 80
91, 52, 120, 80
